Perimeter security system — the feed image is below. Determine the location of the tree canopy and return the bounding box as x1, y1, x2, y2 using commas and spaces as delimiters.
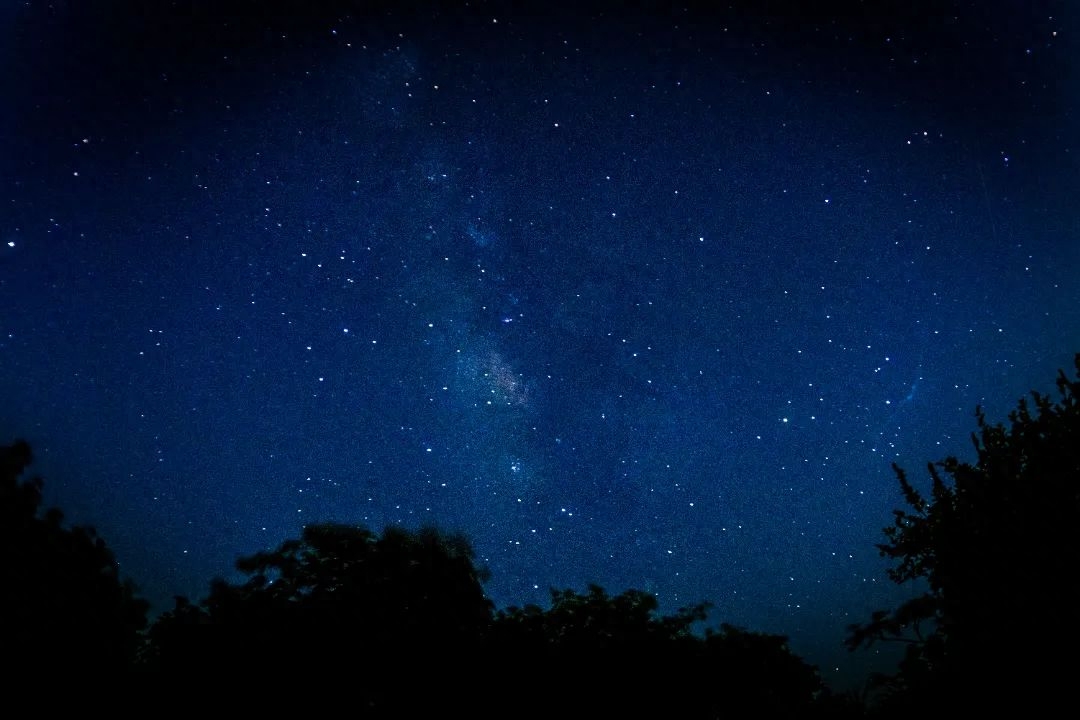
14, 353, 1079, 712
847, 353, 1080, 711
0, 439, 149, 673
2, 437, 840, 715
142, 526, 836, 715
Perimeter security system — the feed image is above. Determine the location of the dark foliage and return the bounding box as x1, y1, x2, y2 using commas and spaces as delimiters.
0, 433, 858, 715
483, 584, 839, 717
141, 525, 840, 716
0, 439, 148, 672
1, 437, 854, 714
847, 354, 1080, 712
142, 521, 495, 702
12, 351, 1079, 710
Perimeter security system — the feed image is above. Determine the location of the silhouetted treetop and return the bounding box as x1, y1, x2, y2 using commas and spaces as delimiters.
847, 353, 1080, 711
144, 521, 496, 679
487, 585, 831, 718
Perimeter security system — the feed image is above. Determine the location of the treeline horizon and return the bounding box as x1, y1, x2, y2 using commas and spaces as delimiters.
3, 353, 1078, 717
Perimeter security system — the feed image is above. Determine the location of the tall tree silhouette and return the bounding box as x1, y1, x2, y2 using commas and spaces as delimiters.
847, 354, 1080, 711
0, 440, 148, 672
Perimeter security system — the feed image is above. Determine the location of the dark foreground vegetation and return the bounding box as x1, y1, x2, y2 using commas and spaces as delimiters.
3, 354, 1078, 716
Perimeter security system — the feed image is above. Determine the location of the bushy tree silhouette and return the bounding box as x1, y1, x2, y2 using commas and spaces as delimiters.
490, 583, 708, 653
702, 624, 832, 716
0, 438, 859, 713
847, 354, 1080, 712
144, 521, 495, 709
488, 585, 834, 718
0, 439, 148, 673
145, 530, 843, 715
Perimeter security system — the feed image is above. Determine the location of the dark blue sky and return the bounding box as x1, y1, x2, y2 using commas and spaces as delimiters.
2, 0, 1077, 689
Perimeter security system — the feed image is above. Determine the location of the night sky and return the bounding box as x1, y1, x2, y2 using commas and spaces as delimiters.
2, 1, 1077, 689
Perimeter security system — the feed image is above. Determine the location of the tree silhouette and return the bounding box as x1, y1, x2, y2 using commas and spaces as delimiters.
144, 521, 495, 708
701, 624, 834, 716
0, 435, 870, 711
488, 585, 834, 718
490, 583, 709, 653
847, 354, 1080, 711
145, 529, 844, 715
0, 439, 148, 673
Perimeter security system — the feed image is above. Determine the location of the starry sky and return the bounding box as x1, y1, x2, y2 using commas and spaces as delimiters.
1, 0, 1077, 689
